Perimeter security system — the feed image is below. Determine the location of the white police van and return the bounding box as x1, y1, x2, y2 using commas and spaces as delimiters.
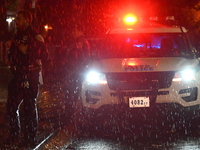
80, 15, 200, 112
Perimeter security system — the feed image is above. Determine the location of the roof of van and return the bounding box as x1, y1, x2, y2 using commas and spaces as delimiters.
107, 19, 187, 34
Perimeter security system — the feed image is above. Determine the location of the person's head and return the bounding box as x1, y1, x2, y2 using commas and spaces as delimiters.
70, 24, 83, 39
15, 10, 32, 31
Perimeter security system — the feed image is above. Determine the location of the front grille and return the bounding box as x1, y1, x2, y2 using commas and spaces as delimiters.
110, 90, 169, 97
106, 72, 174, 90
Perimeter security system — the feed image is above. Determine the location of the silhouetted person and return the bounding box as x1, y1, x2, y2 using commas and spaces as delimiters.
65, 24, 90, 116
6, 10, 49, 147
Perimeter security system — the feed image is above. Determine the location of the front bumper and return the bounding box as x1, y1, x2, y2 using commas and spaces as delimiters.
81, 80, 200, 109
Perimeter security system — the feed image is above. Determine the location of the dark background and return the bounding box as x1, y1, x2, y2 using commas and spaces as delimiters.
1, 0, 200, 41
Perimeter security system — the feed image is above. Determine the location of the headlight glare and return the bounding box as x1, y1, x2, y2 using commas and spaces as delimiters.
181, 69, 195, 81
86, 71, 107, 85
173, 69, 196, 82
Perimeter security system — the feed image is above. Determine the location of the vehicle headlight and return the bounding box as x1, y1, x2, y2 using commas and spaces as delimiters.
85, 71, 107, 85
173, 69, 196, 82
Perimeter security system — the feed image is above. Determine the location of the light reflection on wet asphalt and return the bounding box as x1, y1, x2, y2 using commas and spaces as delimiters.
62, 136, 200, 150
43, 105, 200, 150
59, 136, 200, 150
1, 65, 200, 149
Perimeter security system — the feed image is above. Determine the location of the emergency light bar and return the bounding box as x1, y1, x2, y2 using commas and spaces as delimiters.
123, 14, 137, 25
121, 14, 176, 24
149, 16, 175, 21
114, 14, 178, 30
148, 16, 177, 26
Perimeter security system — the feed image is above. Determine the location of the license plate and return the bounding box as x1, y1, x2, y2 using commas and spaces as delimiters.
129, 97, 150, 108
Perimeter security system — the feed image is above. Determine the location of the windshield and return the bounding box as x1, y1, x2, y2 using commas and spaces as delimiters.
99, 33, 193, 58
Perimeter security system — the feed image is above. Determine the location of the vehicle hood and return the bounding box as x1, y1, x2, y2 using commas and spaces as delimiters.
88, 57, 200, 72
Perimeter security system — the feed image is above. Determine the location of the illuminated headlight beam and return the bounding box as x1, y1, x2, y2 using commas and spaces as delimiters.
173, 69, 196, 82
85, 71, 107, 85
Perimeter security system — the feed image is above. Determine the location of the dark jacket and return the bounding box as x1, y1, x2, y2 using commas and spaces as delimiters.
8, 26, 49, 82
67, 35, 90, 68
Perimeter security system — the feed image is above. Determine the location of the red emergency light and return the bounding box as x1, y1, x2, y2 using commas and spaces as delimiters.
122, 58, 138, 66
123, 14, 137, 25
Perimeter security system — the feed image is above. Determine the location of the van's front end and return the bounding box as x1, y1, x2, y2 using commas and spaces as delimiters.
81, 15, 200, 111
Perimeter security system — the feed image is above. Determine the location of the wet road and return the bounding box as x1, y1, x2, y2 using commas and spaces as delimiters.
42, 103, 200, 150
0, 62, 70, 149
60, 137, 200, 150
1, 61, 200, 149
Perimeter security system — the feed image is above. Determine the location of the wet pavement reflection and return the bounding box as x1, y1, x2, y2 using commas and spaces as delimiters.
42, 104, 200, 150
0, 62, 70, 149
1, 61, 200, 149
